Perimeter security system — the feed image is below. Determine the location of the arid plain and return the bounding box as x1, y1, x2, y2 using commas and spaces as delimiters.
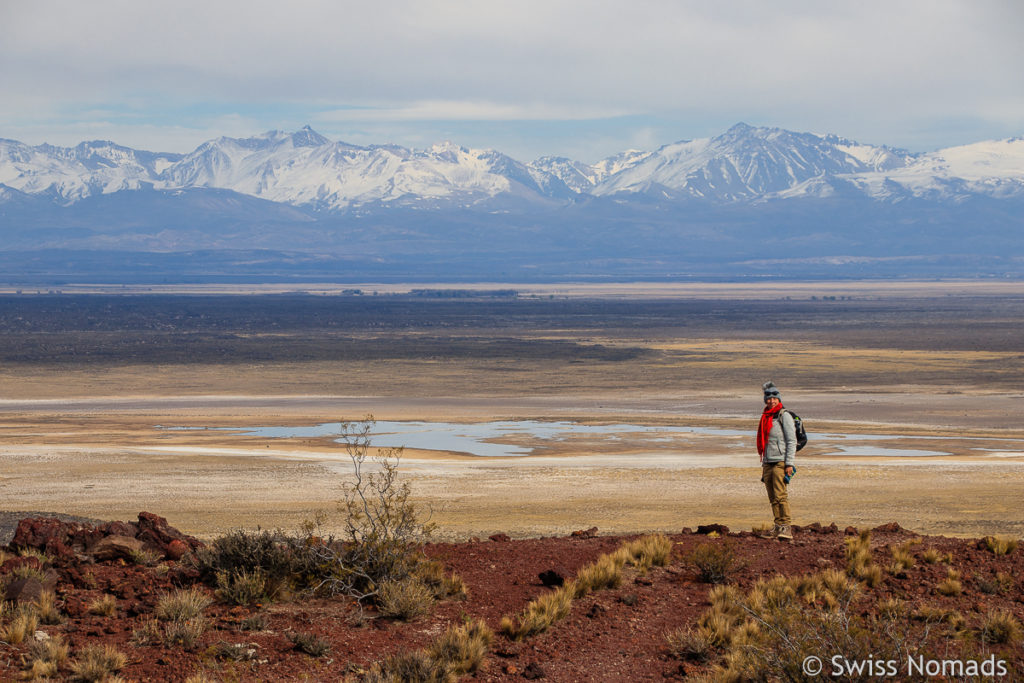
1, 281, 1022, 540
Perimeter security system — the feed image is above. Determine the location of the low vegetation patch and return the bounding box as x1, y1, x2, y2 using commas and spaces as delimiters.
288, 630, 331, 657
155, 587, 213, 621
68, 644, 127, 682
688, 541, 738, 584
983, 535, 1019, 556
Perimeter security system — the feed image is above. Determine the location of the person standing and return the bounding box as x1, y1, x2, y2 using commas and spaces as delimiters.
757, 381, 796, 540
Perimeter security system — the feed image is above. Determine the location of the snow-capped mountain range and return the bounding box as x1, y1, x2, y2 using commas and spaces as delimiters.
2, 123, 1023, 282
3, 123, 1023, 211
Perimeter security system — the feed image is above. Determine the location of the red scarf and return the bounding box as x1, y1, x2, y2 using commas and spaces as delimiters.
757, 402, 784, 463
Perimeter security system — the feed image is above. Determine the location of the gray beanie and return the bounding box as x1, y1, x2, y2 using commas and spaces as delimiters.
762, 380, 781, 401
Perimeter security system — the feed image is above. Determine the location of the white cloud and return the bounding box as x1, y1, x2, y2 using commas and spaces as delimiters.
1, 0, 1021, 156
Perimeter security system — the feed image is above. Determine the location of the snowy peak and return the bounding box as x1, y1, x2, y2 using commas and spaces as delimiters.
1, 125, 1023, 209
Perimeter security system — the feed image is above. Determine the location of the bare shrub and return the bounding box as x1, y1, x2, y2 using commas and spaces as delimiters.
191, 528, 295, 596
296, 418, 435, 608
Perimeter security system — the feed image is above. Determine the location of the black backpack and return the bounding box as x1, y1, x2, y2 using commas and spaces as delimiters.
783, 409, 808, 451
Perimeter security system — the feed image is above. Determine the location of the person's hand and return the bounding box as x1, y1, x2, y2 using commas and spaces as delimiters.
785, 466, 795, 477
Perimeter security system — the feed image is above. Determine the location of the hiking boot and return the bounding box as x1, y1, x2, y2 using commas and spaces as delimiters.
776, 525, 793, 541
759, 525, 780, 539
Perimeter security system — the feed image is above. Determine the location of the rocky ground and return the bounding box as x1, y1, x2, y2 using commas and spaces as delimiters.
0, 514, 1021, 682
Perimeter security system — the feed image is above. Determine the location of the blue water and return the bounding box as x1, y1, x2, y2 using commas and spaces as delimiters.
153, 419, 1024, 459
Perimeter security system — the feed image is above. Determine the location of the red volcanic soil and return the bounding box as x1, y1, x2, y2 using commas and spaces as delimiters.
1, 516, 1022, 681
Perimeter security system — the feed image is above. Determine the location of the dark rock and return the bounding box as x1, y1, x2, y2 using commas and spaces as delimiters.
825, 522, 840, 534
4, 576, 44, 603
872, 522, 904, 534
489, 533, 511, 543
586, 603, 606, 618
696, 524, 729, 535
538, 569, 565, 587
634, 576, 653, 586
680, 527, 693, 535
522, 662, 546, 679
619, 593, 639, 606
844, 526, 858, 536
570, 527, 598, 539
165, 539, 189, 561
0, 556, 44, 575
98, 521, 138, 538
89, 535, 145, 562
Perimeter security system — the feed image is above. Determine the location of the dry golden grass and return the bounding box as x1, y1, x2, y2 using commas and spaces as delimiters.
500, 585, 574, 641
983, 535, 1019, 556
377, 578, 435, 621
981, 609, 1023, 645
0, 609, 38, 645
33, 589, 63, 625
68, 643, 127, 682
163, 617, 208, 650
87, 594, 117, 617
936, 568, 963, 596
155, 587, 213, 621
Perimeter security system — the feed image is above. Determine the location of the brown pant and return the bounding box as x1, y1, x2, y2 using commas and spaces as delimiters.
761, 462, 791, 526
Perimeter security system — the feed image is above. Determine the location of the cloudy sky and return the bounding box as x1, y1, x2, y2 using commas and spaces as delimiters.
1, 1, 1021, 162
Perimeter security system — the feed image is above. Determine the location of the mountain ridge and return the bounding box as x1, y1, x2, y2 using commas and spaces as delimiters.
3, 123, 1024, 211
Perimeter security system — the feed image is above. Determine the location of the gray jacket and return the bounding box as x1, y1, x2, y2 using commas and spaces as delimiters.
763, 410, 797, 466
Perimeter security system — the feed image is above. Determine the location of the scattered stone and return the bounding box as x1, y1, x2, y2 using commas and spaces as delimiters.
619, 593, 639, 606
538, 569, 566, 587
522, 662, 546, 679
634, 576, 653, 586
696, 524, 729, 535
489, 533, 511, 543
586, 603, 606, 618
4, 577, 44, 604
844, 526, 858, 535
872, 522, 904, 534
89, 535, 145, 562
680, 527, 693, 535
165, 539, 189, 561
570, 527, 598, 539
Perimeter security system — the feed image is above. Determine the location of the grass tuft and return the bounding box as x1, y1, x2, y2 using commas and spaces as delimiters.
983, 535, 1019, 556
980, 609, 1022, 645
688, 541, 738, 584
377, 577, 435, 621
87, 594, 117, 617
288, 630, 331, 657
155, 587, 213, 621
68, 644, 127, 682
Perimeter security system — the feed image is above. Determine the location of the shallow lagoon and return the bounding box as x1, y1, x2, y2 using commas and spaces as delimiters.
157, 419, 1024, 459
